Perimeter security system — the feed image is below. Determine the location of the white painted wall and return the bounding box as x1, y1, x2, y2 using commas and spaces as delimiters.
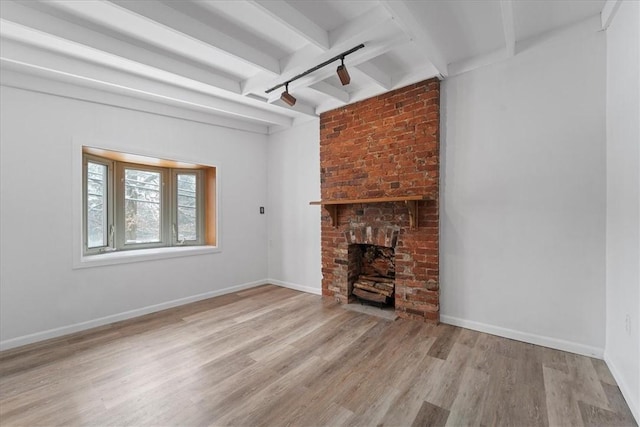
605, 0, 640, 420
440, 30, 607, 355
266, 120, 322, 294
0, 84, 268, 348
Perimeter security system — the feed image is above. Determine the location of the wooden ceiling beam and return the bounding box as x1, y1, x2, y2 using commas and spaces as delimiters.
0, 1, 242, 95
379, 0, 448, 78
246, 0, 329, 50
0, 37, 294, 127
63, 0, 282, 75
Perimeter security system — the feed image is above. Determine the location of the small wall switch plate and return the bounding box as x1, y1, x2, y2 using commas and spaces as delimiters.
260, 207, 265, 214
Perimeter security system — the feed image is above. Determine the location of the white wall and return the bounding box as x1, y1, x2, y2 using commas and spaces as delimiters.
0, 84, 268, 348
605, 0, 640, 420
266, 120, 322, 294
440, 30, 607, 355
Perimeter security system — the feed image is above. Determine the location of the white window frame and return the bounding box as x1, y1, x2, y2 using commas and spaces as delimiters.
115, 162, 169, 251
172, 169, 205, 247
83, 154, 114, 255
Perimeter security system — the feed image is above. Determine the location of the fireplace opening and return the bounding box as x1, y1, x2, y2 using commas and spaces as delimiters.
348, 244, 395, 308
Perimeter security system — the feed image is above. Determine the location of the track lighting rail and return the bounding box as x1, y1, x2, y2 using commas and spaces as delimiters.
265, 43, 365, 94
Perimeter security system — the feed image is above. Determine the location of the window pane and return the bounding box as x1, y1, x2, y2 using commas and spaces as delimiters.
87, 162, 107, 248
124, 169, 161, 244
177, 174, 197, 241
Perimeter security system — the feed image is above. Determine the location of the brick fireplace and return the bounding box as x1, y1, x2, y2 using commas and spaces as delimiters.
318, 78, 440, 322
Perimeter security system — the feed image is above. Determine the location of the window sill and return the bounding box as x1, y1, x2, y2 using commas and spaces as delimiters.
73, 245, 220, 269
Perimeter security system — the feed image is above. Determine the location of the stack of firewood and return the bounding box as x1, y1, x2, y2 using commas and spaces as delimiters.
352, 275, 394, 304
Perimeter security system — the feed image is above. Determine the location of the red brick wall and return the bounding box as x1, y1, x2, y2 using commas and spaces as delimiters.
319, 78, 440, 322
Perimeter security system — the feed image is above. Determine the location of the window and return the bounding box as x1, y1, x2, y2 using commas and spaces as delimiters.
82, 148, 215, 256
174, 171, 201, 243
85, 158, 112, 250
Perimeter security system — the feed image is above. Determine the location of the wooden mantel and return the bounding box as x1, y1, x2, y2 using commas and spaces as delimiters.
310, 195, 433, 229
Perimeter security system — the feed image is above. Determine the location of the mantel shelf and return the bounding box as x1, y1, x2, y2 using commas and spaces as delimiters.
309, 195, 434, 229
309, 195, 432, 206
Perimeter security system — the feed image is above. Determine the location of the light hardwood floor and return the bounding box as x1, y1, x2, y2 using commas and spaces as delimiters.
0, 285, 636, 427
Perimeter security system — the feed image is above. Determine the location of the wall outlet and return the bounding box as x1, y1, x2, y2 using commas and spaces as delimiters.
625, 314, 631, 335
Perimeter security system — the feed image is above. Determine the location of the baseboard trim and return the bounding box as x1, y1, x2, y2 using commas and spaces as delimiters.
604, 351, 640, 424
0, 279, 268, 352
440, 315, 604, 359
267, 279, 322, 296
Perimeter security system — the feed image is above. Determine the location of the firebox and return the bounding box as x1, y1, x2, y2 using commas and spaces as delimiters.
348, 244, 395, 307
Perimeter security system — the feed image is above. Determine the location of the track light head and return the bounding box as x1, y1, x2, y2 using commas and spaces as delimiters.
281, 84, 296, 106
337, 57, 351, 86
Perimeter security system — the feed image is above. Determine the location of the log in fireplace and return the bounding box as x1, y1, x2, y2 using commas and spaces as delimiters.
348, 244, 395, 306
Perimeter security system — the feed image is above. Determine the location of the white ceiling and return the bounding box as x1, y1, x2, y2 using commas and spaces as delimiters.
0, 0, 608, 134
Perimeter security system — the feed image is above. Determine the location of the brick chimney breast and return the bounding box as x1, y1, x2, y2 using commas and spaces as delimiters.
319, 79, 440, 322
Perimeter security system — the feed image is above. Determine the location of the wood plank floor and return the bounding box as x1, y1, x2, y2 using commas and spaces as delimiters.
0, 285, 636, 427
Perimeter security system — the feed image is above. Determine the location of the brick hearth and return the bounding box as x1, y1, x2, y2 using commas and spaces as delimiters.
319, 78, 440, 322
